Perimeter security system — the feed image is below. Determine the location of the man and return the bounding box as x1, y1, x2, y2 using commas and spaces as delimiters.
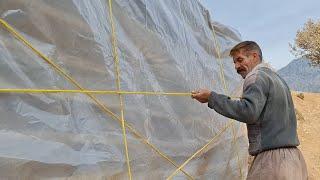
191, 41, 308, 179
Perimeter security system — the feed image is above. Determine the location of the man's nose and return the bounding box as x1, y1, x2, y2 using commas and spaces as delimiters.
234, 63, 240, 69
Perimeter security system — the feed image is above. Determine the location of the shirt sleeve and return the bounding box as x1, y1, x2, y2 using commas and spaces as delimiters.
208, 74, 268, 124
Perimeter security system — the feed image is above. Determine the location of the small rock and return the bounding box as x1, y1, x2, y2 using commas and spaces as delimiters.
297, 93, 305, 100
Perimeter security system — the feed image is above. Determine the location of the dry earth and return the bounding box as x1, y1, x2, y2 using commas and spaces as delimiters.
292, 92, 320, 180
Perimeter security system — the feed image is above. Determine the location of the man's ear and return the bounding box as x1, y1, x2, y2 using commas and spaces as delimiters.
251, 51, 259, 62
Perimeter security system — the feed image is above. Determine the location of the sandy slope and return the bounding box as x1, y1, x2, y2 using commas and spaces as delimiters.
292, 92, 320, 180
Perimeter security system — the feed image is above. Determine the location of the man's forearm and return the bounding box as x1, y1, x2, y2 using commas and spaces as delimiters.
208, 91, 260, 124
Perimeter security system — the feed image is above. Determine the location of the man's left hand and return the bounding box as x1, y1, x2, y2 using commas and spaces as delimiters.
191, 89, 211, 103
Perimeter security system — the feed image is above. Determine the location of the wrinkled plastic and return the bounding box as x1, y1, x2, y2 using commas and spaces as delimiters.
0, 0, 247, 179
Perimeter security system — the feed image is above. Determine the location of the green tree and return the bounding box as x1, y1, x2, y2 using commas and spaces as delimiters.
290, 19, 320, 66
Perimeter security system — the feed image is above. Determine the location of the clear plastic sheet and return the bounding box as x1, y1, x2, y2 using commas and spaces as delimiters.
0, 0, 247, 179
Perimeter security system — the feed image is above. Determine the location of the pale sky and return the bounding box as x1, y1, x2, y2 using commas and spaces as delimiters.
202, 0, 320, 70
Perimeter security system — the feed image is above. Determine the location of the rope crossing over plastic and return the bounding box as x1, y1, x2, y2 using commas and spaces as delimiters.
166, 15, 244, 180
210, 17, 244, 180
0, 17, 194, 179
0, 3, 244, 179
0, 89, 191, 96
108, 0, 132, 178
210, 20, 244, 180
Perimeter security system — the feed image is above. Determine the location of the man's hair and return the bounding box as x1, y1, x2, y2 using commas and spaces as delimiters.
229, 41, 263, 61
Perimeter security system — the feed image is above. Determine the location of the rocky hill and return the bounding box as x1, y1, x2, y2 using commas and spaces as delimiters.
278, 58, 320, 93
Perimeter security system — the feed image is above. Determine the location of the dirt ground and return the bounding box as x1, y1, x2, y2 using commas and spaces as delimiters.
292, 92, 320, 180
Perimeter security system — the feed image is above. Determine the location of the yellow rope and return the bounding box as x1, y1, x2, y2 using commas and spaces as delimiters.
211, 24, 228, 93
212, 18, 243, 179
167, 15, 243, 179
0, 18, 194, 179
231, 122, 244, 179
210, 17, 243, 180
210, 21, 244, 180
0, 88, 241, 99
166, 121, 234, 179
108, 0, 132, 178
0, 89, 242, 100
0, 88, 191, 96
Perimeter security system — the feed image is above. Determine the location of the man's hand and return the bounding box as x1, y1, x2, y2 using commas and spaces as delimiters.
191, 89, 211, 103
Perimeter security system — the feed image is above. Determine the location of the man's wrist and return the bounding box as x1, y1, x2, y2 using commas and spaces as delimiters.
208, 91, 216, 109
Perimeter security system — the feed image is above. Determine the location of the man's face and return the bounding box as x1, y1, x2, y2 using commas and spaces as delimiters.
232, 49, 259, 79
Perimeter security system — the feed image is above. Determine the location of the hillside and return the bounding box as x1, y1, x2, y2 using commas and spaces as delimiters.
292, 92, 320, 179
278, 58, 320, 93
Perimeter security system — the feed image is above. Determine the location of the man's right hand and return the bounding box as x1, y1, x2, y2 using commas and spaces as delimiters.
191, 89, 211, 103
